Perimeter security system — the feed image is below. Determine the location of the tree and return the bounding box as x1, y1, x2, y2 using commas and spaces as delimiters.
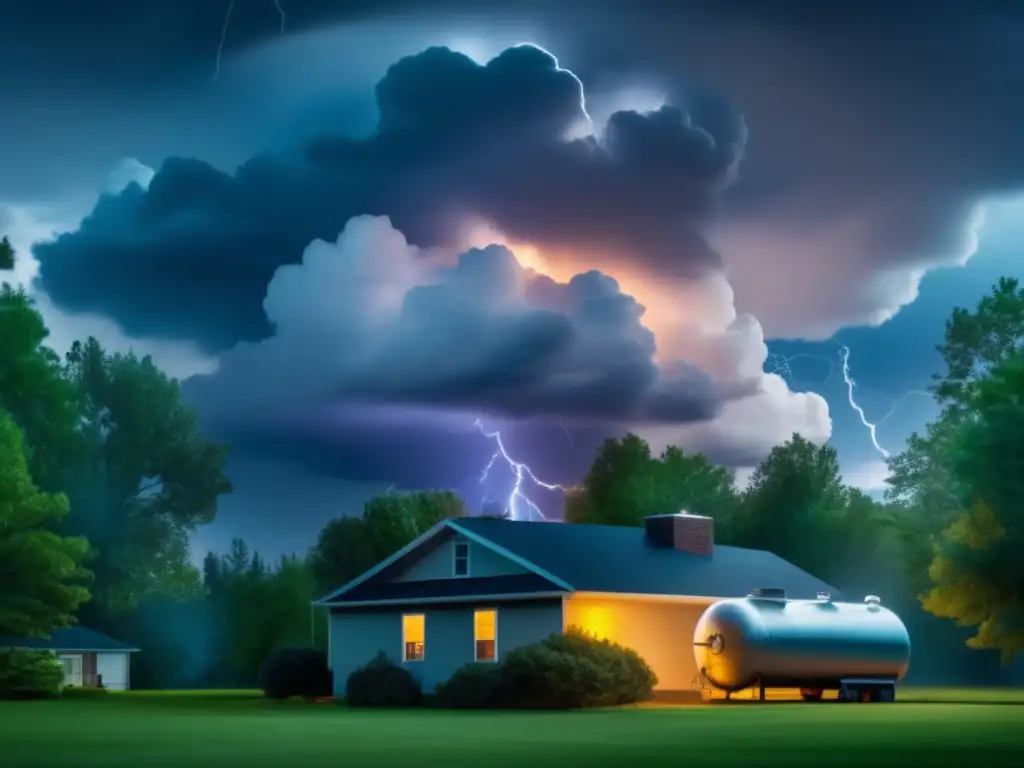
0, 286, 82, 492
310, 490, 468, 597
568, 435, 739, 530
887, 279, 1024, 594
62, 337, 231, 621
310, 516, 376, 597
0, 237, 13, 270
0, 410, 91, 637
920, 352, 1024, 659
733, 434, 884, 583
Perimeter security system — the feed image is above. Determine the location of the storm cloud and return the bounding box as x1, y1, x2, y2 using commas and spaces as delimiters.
34, 43, 744, 352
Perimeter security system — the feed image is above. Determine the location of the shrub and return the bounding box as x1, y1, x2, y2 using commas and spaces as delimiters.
433, 662, 504, 709
491, 628, 657, 709
346, 651, 423, 707
62, 685, 108, 699
0, 649, 65, 700
258, 647, 332, 700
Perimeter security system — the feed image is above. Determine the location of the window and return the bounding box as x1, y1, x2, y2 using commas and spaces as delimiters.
453, 541, 470, 577
474, 609, 497, 662
403, 614, 425, 662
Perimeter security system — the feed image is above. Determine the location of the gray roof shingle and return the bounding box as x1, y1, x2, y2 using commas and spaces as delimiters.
0, 626, 140, 653
451, 517, 840, 600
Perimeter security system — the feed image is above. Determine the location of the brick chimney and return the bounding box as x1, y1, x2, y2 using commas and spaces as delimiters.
644, 512, 714, 556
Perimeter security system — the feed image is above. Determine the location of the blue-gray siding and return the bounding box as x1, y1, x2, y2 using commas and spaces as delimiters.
393, 536, 528, 582
328, 599, 563, 696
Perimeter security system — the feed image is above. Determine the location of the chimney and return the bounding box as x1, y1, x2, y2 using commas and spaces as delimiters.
644, 512, 714, 556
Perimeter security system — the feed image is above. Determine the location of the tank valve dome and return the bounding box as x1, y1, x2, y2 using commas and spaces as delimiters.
864, 595, 881, 606
817, 591, 831, 601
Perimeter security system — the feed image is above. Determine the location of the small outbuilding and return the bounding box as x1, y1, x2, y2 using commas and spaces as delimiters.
0, 627, 140, 690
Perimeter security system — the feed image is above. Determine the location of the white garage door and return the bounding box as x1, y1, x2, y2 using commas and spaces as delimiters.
96, 653, 129, 690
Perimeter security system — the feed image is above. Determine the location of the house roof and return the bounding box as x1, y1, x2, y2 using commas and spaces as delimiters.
0, 627, 140, 653
339, 573, 564, 605
449, 517, 840, 600
319, 516, 841, 605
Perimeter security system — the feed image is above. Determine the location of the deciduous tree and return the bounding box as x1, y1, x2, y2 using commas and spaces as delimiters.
0, 411, 91, 637
921, 352, 1024, 659
568, 436, 739, 529
62, 338, 231, 621
0, 286, 82, 492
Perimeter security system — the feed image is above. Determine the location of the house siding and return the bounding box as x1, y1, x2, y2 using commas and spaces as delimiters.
96, 653, 130, 690
563, 594, 714, 691
393, 536, 528, 582
329, 598, 562, 696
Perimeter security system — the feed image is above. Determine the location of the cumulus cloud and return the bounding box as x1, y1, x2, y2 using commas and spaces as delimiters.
187, 215, 764, 428
33, 43, 746, 352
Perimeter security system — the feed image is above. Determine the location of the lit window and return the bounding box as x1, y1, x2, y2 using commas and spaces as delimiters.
453, 542, 470, 577
403, 614, 425, 662
474, 609, 497, 662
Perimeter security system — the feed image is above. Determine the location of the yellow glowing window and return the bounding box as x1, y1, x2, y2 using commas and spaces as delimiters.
474, 609, 497, 662
403, 614, 425, 662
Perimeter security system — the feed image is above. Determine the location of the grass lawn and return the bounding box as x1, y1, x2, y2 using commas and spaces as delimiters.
1, 688, 1022, 767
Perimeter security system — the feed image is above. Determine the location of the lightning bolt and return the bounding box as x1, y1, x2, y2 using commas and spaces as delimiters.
558, 419, 575, 447
274, 0, 286, 34
213, 0, 287, 81
839, 346, 890, 459
213, 0, 235, 81
474, 418, 563, 521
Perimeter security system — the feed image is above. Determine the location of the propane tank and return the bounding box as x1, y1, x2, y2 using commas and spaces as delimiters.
693, 590, 911, 692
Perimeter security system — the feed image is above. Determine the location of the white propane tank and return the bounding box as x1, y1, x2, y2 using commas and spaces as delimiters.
693, 590, 911, 692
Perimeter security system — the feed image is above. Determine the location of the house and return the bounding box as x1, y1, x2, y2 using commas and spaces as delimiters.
0, 627, 140, 690
315, 512, 839, 696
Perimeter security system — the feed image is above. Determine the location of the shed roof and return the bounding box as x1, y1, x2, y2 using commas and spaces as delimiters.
0, 627, 140, 653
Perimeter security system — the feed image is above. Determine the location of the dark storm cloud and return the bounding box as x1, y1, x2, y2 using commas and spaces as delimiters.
34, 43, 745, 351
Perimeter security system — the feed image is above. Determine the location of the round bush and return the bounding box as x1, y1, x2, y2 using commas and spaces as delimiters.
494, 628, 657, 709
0, 649, 65, 700
433, 662, 503, 709
258, 647, 332, 700
346, 652, 423, 707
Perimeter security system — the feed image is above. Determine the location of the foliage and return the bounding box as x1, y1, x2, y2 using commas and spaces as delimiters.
0, 285, 82, 492
432, 662, 505, 709
886, 279, 1024, 657
310, 490, 467, 596
62, 338, 231, 621
569, 435, 739, 531
734, 435, 889, 584
494, 628, 656, 709
202, 544, 321, 688
0, 411, 92, 637
0, 236, 14, 271
258, 647, 332, 700
0, 649, 65, 699
345, 651, 423, 707
919, 352, 1024, 659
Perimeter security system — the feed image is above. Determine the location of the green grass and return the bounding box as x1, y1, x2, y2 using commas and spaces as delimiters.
1, 688, 1022, 767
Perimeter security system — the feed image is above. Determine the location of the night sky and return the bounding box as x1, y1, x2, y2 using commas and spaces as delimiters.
2, 0, 1023, 559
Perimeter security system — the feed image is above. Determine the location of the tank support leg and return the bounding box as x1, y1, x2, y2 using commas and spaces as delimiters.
758, 682, 766, 701
724, 691, 731, 701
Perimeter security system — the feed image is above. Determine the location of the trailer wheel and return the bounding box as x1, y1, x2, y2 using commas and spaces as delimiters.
799, 688, 824, 702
